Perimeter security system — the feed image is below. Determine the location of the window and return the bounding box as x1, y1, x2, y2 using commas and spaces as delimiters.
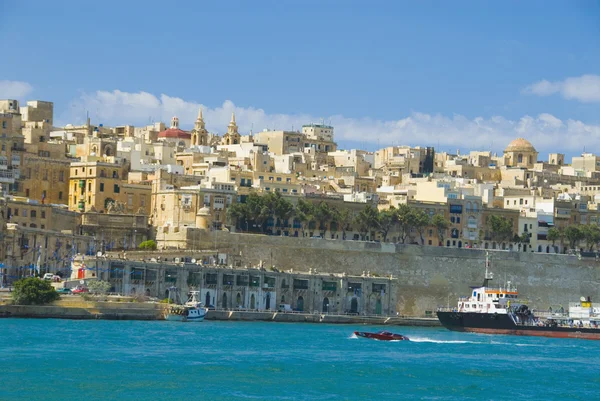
100, 183, 104, 192
30, 210, 36, 218
41, 211, 46, 219
43, 170, 48, 180
58, 191, 62, 200
25, 189, 29, 197
23, 209, 27, 217
59, 171, 64, 182
114, 184, 120, 193
88, 182, 91, 191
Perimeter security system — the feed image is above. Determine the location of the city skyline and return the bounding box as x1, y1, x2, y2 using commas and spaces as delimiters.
1, 1, 600, 156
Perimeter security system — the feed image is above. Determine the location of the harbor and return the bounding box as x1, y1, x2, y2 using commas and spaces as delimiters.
0, 292, 439, 326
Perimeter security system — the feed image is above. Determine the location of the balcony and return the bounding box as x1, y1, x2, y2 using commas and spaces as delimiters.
0, 170, 15, 183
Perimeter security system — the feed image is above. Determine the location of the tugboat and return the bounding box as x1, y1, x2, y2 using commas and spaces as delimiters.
354, 331, 409, 341
437, 252, 600, 340
164, 289, 208, 322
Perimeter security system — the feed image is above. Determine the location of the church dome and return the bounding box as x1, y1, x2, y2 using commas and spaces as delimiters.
158, 128, 191, 139
505, 138, 536, 153
158, 116, 192, 140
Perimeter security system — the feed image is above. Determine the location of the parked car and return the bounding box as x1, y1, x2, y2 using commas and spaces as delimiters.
56, 288, 72, 295
72, 286, 89, 294
43, 273, 55, 281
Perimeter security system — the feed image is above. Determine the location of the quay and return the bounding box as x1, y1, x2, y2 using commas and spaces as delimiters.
0, 295, 440, 326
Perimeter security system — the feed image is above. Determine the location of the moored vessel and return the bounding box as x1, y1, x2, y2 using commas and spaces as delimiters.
437, 253, 600, 340
164, 290, 207, 322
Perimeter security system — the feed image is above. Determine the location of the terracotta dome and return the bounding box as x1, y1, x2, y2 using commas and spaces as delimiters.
158, 128, 191, 139
504, 138, 536, 153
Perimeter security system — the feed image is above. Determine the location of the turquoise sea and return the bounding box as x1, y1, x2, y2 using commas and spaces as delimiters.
1, 319, 598, 400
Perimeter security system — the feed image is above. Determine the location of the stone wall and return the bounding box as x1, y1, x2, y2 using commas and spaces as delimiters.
180, 230, 600, 315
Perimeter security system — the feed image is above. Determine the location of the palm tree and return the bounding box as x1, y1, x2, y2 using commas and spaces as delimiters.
378, 208, 397, 243
354, 205, 379, 241
335, 208, 353, 240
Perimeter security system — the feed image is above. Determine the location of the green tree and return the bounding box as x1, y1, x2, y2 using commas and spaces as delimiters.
246, 193, 269, 232
226, 202, 250, 230
87, 280, 112, 295
11, 277, 60, 305
564, 225, 584, 250
273, 194, 295, 234
487, 215, 514, 243
314, 202, 333, 237
546, 227, 563, 252
432, 214, 450, 245
335, 208, 353, 240
138, 240, 157, 250
412, 210, 431, 245
354, 205, 379, 240
378, 208, 398, 243
295, 199, 315, 237
396, 204, 415, 244
581, 224, 600, 251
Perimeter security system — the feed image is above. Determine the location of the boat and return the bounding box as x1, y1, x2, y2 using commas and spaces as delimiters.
164, 290, 208, 322
437, 252, 600, 340
354, 331, 409, 341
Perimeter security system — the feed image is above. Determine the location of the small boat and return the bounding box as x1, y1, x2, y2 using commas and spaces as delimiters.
354, 331, 409, 341
164, 289, 208, 322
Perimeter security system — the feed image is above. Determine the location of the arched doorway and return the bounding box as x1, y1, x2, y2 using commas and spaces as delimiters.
322, 297, 330, 313
375, 298, 382, 315
205, 291, 211, 307
250, 294, 256, 310
265, 293, 271, 310
236, 293, 242, 308
297, 296, 304, 312
350, 297, 358, 314
222, 293, 228, 309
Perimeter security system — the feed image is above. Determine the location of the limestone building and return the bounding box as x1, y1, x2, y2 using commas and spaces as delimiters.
191, 108, 208, 146
503, 138, 538, 169
221, 113, 241, 145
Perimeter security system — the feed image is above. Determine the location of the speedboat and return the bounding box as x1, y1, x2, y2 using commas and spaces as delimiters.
354, 331, 409, 341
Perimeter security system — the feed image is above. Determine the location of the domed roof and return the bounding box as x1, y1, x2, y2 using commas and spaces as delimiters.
197, 206, 210, 215
505, 138, 537, 153
158, 128, 191, 139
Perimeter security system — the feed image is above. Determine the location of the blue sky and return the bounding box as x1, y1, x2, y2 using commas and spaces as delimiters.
1, 0, 599, 157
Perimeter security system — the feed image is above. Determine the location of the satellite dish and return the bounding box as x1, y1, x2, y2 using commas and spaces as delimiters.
79, 280, 85, 285
581, 296, 586, 302
97, 251, 103, 257
191, 259, 197, 264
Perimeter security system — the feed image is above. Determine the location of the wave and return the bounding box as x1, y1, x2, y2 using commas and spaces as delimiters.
408, 337, 480, 344
349, 333, 358, 339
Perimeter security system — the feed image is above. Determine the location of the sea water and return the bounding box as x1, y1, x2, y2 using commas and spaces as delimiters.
0, 319, 598, 400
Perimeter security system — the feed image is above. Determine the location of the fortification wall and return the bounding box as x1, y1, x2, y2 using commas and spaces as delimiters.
185, 231, 600, 315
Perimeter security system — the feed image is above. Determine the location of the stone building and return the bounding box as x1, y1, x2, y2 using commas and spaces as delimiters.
157, 116, 191, 148
503, 138, 538, 169
220, 113, 241, 145
73, 256, 397, 315
190, 108, 208, 146
6, 198, 80, 232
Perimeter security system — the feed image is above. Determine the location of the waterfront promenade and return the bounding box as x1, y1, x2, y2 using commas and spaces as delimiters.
0, 294, 440, 326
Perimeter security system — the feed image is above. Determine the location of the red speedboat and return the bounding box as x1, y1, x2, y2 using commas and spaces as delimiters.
354, 331, 409, 341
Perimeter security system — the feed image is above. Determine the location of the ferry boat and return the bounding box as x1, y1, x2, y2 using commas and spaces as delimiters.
164, 290, 208, 322
436, 253, 600, 340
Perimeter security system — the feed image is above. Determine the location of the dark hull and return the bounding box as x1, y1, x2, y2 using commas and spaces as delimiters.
437, 311, 600, 340
354, 331, 409, 341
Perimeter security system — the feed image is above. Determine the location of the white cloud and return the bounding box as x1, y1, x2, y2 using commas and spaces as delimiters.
64, 89, 600, 155
523, 74, 600, 103
0, 80, 33, 98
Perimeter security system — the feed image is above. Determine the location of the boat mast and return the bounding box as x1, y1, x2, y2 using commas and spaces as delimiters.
483, 251, 493, 287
